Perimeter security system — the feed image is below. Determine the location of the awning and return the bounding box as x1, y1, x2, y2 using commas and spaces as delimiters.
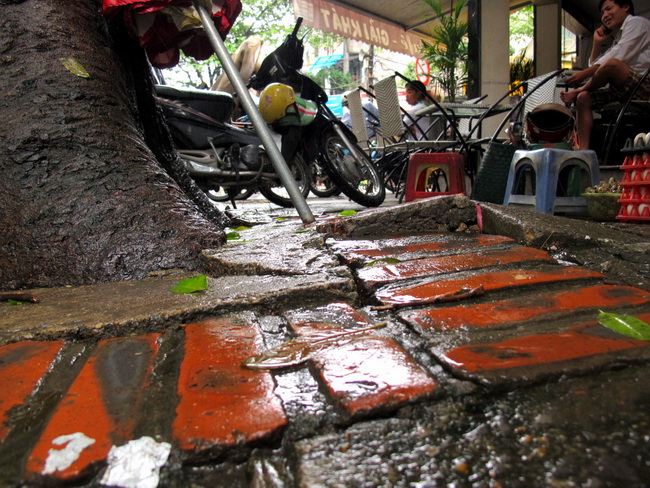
292, 0, 428, 57
290, 0, 646, 58
308, 54, 344, 71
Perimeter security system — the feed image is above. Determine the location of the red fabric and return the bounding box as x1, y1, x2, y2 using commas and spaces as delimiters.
103, 0, 242, 68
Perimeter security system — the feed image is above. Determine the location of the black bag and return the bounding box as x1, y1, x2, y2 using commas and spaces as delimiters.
470, 142, 517, 204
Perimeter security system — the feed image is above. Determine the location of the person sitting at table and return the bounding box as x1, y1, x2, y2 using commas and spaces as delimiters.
559, 0, 649, 150
403, 80, 443, 141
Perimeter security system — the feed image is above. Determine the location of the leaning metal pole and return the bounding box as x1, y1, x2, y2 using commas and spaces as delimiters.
193, 0, 315, 224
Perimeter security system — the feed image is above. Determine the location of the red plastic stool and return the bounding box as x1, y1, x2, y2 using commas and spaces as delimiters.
404, 153, 466, 202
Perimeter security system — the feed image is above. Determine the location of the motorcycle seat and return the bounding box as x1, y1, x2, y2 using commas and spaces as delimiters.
155, 84, 235, 123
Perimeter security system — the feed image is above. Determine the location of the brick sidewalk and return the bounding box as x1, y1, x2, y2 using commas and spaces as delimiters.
1, 228, 649, 485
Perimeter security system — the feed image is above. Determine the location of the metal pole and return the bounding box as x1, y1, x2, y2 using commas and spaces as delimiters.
192, 0, 314, 224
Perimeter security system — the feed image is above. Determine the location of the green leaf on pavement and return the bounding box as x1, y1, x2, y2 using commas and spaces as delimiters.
60, 57, 91, 78
365, 257, 401, 266
597, 310, 650, 340
169, 274, 209, 294
339, 210, 357, 216
226, 231, 241, 240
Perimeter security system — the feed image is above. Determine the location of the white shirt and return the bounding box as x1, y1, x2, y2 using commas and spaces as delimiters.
403, 100, 435, 140
592, 15, 650, 74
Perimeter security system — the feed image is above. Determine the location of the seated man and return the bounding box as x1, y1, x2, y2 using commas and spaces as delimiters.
559, 0, 649, 150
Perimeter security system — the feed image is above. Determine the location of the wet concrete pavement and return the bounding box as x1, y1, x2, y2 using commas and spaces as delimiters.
1, 194, 650, 487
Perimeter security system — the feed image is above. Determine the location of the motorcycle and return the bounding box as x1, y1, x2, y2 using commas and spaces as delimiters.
155, 84, 310, 207
248, 18, 386, 207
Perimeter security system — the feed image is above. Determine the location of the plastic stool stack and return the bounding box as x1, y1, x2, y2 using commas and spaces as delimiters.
404, 153, 466, 202
503, 148, 600, 215
617, 132, 650, 223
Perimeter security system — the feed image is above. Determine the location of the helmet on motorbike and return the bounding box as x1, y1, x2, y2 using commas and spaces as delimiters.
259, 83, 297, 123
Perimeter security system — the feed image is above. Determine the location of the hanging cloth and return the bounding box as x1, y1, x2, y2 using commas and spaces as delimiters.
102, 0, 242, 68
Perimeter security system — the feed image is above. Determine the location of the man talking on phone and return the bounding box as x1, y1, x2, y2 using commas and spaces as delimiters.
559, 0, 649, 150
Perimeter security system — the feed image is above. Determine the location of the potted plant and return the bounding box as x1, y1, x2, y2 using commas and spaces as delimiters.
419, 0, 468, 102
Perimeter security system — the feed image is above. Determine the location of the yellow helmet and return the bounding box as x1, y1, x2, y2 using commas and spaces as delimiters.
259, 83, 296, 123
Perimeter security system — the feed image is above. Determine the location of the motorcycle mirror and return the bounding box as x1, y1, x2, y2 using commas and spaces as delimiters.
291, 17, 303, 37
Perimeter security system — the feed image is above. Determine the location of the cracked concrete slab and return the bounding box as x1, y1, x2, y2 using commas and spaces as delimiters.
201, 227, 346, 277
315, 195, 479, 237
0, 272, 357, 345
479, 203, 650, 290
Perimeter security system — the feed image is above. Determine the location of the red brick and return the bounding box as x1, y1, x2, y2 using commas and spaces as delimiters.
440, 312, 650, 384
25, 334, 159, 481
173, 317, 287, 452
332, 234, 513, 266
0, 341, 64, 442
309, 336, 438, 417
377, 267, 604, 306
357, 246, 554, 288
403, 285, 650, 331
287, 303, 437, 417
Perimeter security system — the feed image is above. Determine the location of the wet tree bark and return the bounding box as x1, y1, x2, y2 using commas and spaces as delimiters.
0, 0, 229, 289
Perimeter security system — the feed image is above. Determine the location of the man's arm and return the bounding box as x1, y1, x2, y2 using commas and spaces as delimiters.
565, 65, 600, 86
593, 16, 649, 67
564, 25, 611, 86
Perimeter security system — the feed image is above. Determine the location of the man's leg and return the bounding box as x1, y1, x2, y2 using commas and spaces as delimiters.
570, 59, 631, 150
574, 90, 594, 150
583, 58, 631, 92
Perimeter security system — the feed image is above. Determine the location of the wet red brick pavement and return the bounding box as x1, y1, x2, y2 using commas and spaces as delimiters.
1, 226, 649, 485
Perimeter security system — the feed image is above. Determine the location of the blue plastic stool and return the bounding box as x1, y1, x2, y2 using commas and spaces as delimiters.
503, 148, 600, 214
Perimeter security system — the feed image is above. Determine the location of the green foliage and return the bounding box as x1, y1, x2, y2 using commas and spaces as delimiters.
510, 52, 534, 85
301, 27, 345, 53
308, 68, 355, 94
402, 62, 417, 84
169, 54, 222, 88
509, 5, 534, 56
165, 0, 296, 88
418, 0, 468, 102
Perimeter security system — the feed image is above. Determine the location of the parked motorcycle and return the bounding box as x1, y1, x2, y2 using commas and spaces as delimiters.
248, 18, 386, 207
155, 84, 310, 207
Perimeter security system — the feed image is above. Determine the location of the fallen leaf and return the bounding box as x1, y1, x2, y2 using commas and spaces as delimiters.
169, 274, 209, 294
598, 310, 650, 340
60, 57, 91, 78
243, 322, 387, 369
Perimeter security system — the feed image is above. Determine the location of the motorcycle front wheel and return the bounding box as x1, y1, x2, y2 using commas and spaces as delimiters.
258, 152, 310, 208
320, 129, 385, 207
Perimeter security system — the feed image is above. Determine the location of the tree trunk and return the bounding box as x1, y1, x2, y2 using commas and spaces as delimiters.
0, 0, 229, 289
